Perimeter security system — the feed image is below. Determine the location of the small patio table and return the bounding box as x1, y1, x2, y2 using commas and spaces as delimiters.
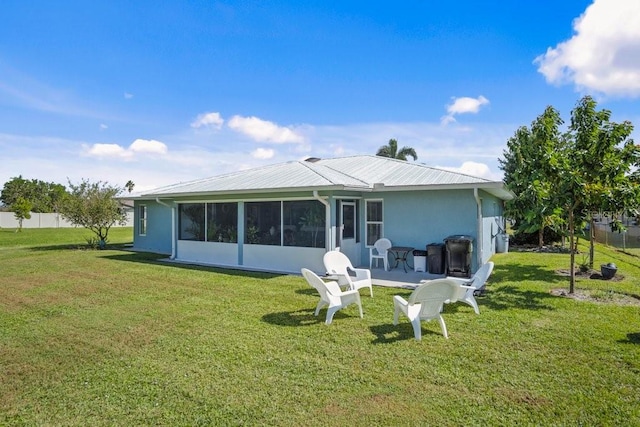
389, 246, 414, 273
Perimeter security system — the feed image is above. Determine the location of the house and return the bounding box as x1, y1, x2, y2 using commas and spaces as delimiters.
130, 155, 513, 275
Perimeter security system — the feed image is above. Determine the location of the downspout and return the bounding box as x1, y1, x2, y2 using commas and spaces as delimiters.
474, 188, 483, 270
313, 191, 331, 250
156, 198, 176, 259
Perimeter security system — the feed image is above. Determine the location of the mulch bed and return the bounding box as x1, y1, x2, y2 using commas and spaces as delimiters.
551, 269, 640, 306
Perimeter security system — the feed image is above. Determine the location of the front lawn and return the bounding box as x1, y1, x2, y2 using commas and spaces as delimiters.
1, 228, 639, 425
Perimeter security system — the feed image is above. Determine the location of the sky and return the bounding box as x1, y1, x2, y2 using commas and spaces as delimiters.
2, 0, 640, 193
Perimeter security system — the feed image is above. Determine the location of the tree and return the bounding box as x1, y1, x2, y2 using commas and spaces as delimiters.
12, 197, 32, 232
376, 139, 418, 161
499, 107, 565, 247
568, 96, 639, 268
0, 176, 67, 213
59, 179, 128, 248
500, 96, 639, 293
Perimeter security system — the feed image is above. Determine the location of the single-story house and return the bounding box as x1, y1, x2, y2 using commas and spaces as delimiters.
129, 155, 513, 275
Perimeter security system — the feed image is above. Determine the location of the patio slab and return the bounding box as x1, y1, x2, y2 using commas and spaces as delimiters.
368, 267, 446, 289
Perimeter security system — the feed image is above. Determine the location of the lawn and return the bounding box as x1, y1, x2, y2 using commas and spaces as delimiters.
1, 228, 639, 425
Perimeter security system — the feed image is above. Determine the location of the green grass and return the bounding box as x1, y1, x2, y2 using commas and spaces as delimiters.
1, 228, 639, 425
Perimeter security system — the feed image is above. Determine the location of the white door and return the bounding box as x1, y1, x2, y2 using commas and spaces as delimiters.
339, 202, 360, 266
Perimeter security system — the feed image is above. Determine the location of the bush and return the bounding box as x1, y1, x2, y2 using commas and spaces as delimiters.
510, 228, 563, 246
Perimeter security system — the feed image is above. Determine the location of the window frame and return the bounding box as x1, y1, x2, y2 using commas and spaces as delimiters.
365, 199, 384, 247
138, 205, 147, 236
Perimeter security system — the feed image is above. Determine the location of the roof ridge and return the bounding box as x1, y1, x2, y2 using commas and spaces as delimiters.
299, 159, 370, 187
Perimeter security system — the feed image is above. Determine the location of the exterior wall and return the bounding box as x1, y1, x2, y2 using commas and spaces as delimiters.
177, 241, 238, 266
360, 189, 478, 268
243, 245, 325, 273
133, 200, 173, 255
479, 191, 505, 264
132, 188, 503, 274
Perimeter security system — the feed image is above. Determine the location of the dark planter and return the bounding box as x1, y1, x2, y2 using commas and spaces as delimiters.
600, 263, 617, 280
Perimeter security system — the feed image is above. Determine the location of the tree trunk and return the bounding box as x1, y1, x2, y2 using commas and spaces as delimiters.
538, 227, 544, 248
589, 217, 595, 268
568, 210, 575, 294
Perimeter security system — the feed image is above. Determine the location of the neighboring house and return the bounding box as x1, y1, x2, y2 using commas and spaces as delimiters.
130, 155, 513, 274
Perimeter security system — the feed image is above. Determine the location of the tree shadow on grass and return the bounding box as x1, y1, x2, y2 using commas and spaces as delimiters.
479, 286, 557, 312
474, 263, 563, 312
490, 263, 565, 285
618, 332, 640, 345
29, 243, 133, 252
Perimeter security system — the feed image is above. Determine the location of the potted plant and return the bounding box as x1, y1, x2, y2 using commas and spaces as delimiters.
600, 262, 617, 280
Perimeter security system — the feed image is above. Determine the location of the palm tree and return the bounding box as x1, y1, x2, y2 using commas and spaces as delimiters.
376, 139, 418, 161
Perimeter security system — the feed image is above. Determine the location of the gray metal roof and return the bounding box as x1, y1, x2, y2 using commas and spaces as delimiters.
142, 155, 513, 200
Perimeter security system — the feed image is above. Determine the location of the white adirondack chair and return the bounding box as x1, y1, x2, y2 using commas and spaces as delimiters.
323, 250, 374, 297
301, 268, 363, 325
393, 279, 459, 340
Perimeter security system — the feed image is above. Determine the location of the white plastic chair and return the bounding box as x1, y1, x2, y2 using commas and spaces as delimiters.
323, 250, 374, 297
369, 238, 392, 270
393, 279, 459, 340
446, 262, 494, 314
301, 268, 363, 325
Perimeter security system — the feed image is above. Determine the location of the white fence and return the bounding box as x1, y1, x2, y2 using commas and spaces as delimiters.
0, 212, 133, 229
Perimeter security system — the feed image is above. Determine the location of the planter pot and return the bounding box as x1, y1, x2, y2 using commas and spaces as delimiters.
600, 264, 617, 280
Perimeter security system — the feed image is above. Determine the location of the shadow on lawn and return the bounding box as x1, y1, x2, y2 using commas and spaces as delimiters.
491, 263, 564, 285
100, 252, 286, 280
369, 323, 445, 344
619, 332, 640, 345
262, 309, 325, 327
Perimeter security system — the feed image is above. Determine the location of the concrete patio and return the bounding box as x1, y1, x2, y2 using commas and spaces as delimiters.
368, 266, 448, 289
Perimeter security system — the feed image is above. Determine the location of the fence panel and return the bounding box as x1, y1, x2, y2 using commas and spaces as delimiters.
593, 223, 640, 249
0, 212, 133, 229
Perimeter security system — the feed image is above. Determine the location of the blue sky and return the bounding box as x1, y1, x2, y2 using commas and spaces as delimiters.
1, 0, 639, 192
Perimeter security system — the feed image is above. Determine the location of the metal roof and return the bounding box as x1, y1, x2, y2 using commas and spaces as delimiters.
141, 155, 513, 200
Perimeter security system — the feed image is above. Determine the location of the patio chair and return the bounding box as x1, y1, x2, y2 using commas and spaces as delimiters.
369, 238, 392, 270
393, 279, 459, 340
323, 250, 374, 297
301, 268, 363, 325
447, 261, 494, 314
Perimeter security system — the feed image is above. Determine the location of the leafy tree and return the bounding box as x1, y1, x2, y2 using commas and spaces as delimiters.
12, 197, 32, 232
568, 96, 639, 268
499, 107, 565, 247
500, 96, 639, 293
59, 179, 128, 248
1, 176, 67, 213
125, 180, 135, 193
376, 139, 418, 161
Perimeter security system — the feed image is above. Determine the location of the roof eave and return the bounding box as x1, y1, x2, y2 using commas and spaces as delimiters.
369, 182, 514, 200
139, 184, 362, 200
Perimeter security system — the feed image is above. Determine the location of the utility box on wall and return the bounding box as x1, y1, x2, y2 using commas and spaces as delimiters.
444, 235, 473, 278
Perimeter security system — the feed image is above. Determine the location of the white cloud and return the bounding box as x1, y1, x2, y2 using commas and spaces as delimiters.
85, 138, 168, 160
251, 148, 275, 159
441, 96, 490, 125
124, 92, 134, 99
191, 112, 224, 129
535, 0, 640, 97
129, 139, 168, 155
87, 143, 129, 159
99, 124, 108, 130
227, 115, 304, 143
439, 161, 502, 181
